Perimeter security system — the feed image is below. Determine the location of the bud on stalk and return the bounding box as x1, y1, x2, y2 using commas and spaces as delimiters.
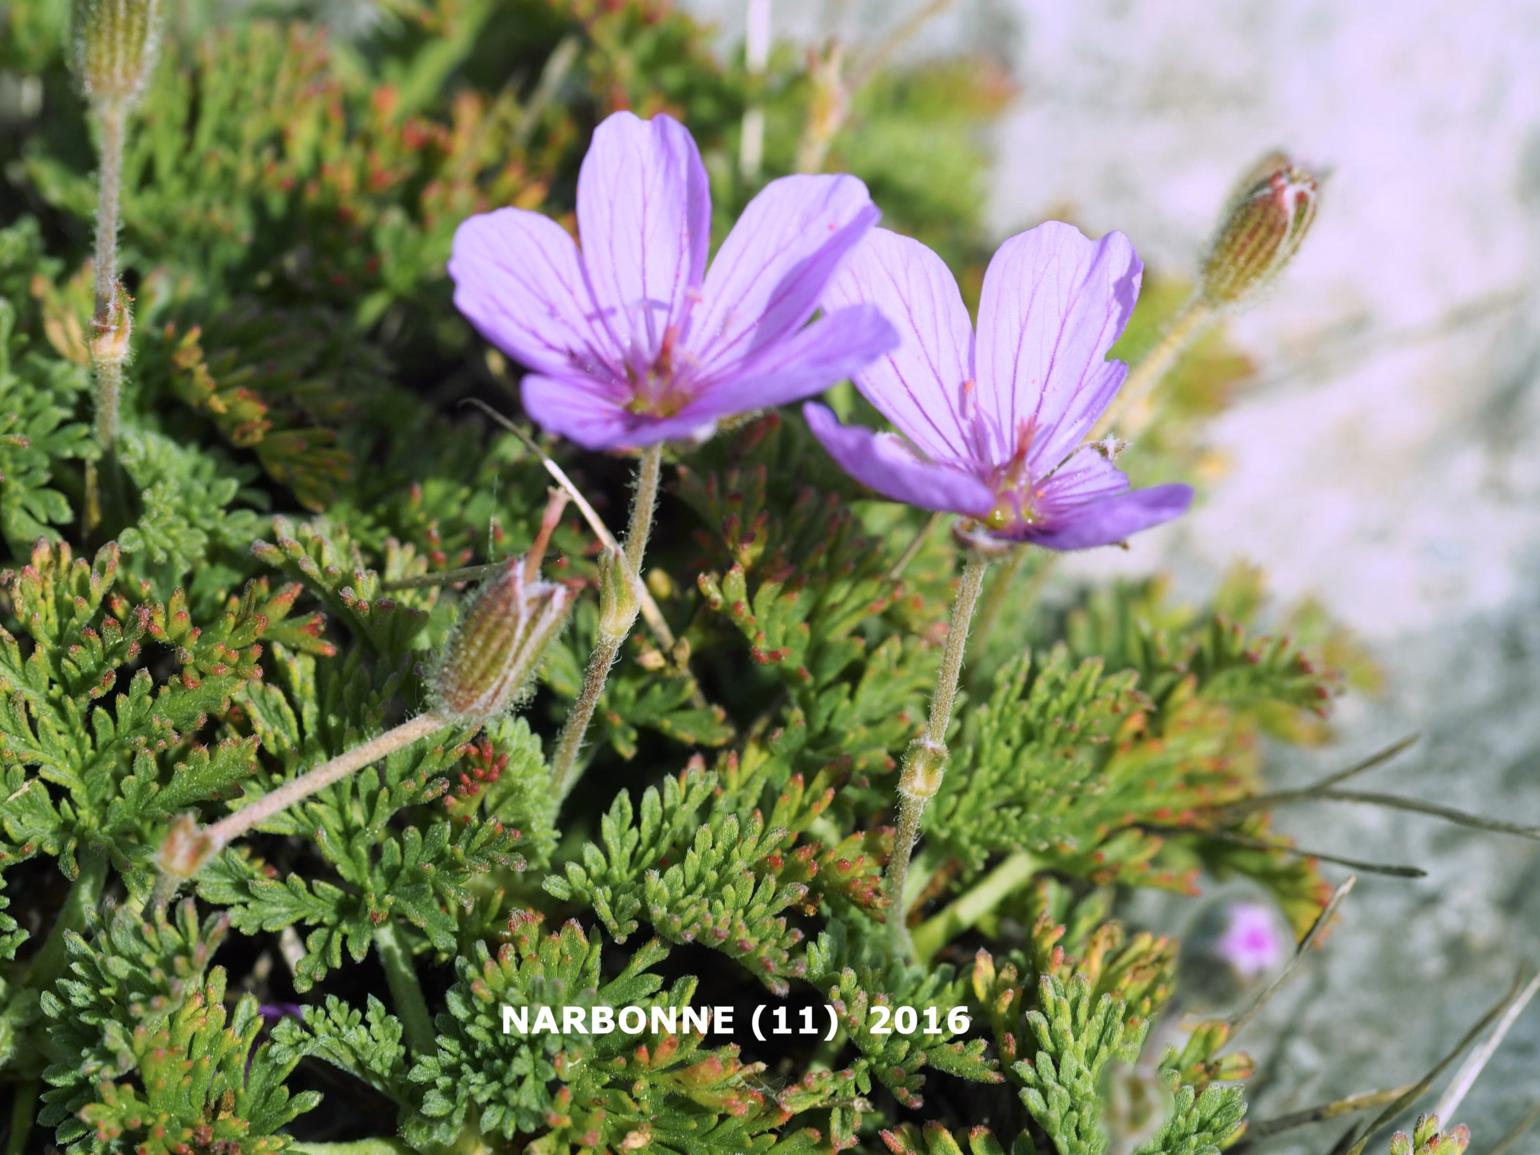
158, 497, 572, 896
433, 560, 572, 722
1200, 153, 1320, 307
433, 490, 573, 723
74, 0, 161, 109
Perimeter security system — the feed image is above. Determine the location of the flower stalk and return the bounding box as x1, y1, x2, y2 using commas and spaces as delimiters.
883, 550, 990, 952
5, 1080, 39, 1155
156, 710, 450, 898
157, 498, 572, 898
1097, 293, 1213, 439
75, 0, 161, 529
26, 846, 108, 989
550, 444, 661, 801
374, 919, 436, 1056
910, 846, 1036, 963
1101, 152, 1319, 440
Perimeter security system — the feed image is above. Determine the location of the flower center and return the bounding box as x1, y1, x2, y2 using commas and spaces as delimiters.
622, 322, 694, 418
981, 418, 1044, 531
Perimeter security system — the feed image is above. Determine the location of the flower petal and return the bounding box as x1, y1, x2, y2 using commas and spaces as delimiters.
822, 228, 978, 466
1015, 484, 1193, 550
520, 374, 638, 450
688, 174, 879, 374
681, 305, 897, 422
522, 375, 721, 451
803, 402, 995, 517
450, 208, 621, 384
975, 221, 1143, 471
577, 111, 711, 369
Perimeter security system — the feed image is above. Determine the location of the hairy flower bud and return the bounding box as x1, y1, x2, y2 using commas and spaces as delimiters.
1200, 153, 1320, 307
433, 558, 572, 723
74, 0, 161, 107
596, 545, 640, 643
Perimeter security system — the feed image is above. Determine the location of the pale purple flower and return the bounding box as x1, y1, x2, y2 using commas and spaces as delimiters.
804, 223, 1193, 549
449, 111, 897, 450
1216, 901, 1286, 979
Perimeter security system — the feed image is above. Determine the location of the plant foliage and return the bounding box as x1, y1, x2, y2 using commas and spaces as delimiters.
0, 1, 1431, 1152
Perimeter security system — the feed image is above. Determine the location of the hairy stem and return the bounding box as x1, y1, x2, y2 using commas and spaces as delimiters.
883, 552, 990, 954
87, 98, 129, 529
462, 400, 708, 710
92, 100, 124, 351
550, 444, 662, 800
621, 444, 663, 578
551, 632, 622, 802
205, 712, 447, 851
1098, 294, 1213, 438
28, 846, 108, 989
374, 920, 435, 1056
966, 542, 1025, 661
288, 1141, 416, 1155
911, 848, 1037, 963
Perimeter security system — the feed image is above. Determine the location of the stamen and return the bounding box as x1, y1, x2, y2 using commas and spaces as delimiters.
622, 314, 695, 418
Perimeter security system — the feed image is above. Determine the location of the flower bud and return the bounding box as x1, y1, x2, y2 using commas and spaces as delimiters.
1199, 153, 1320, 307
433, 557, 572, 723
74, 0, 161, 107
595, 546, 640, 643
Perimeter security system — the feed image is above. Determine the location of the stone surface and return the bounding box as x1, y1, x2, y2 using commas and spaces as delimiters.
688, 0, 1540, 1145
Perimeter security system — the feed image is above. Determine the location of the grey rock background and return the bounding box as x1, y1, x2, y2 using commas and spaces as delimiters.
691, 0, 1540, 1146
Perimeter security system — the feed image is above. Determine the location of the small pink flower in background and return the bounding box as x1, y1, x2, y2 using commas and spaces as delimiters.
1217, 900, 1287, 979
804, 222, 1192, 550
449, 111, 897, 451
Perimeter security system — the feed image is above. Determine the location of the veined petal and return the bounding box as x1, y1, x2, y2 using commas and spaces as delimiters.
522, 375, 719, 451
822, 228, 978, 466
804, 403, 995, 517
680, 305, 896, 421
521, 374, 639, 450
689, 174, 879, 374
577, 112, 711, 370
1035, 449, 1133, 507
450, 208, 620, 383
1013, 484, 1193, 550
976, 222, 1143, 472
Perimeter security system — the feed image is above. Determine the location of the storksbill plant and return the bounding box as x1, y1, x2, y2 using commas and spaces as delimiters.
449, 108, 898, 800
5, 5, 1516, 1151
805, 221, 1191, 946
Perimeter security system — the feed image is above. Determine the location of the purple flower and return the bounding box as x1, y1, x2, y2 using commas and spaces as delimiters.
803, 223, 1193, 549
449, 111, 897, 451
